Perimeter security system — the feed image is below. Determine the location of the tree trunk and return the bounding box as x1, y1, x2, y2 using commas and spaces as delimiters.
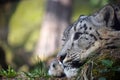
35, 0, 73, 60
0, 2, 18, 70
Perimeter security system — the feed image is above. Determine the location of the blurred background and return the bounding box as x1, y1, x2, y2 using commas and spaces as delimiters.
0, 0, 118, 72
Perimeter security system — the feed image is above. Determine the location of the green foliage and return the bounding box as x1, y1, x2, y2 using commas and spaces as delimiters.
101, 59, 113, 68
98, 77, 106, 80
8, 0, 45, 51
90, 0, 108, 6
90, 0, 100, 6
72, 0, 109, 21
0, 66, 17, 78
24, 60, 49, 79
91, 49, 120, 80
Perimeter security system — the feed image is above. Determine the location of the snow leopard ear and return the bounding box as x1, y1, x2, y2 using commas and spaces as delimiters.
93, 5, 114, 27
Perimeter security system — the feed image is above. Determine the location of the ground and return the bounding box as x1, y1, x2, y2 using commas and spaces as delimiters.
0, 47, 120, 80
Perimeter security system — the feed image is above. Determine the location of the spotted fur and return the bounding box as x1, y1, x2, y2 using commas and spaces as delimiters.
48, 60, 65, 77
49, 4, 120, 78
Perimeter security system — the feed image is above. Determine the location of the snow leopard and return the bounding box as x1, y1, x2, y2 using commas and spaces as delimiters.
48, 4, 120, 78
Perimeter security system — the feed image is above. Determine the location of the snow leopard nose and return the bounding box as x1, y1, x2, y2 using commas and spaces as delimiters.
57, 53, 67, 63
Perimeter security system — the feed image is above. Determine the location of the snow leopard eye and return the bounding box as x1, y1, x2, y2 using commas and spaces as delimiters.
73, 32, 82, 40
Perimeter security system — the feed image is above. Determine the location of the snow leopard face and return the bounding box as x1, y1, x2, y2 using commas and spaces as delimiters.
57, 15, 102, 78
49, 4, 120, 78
